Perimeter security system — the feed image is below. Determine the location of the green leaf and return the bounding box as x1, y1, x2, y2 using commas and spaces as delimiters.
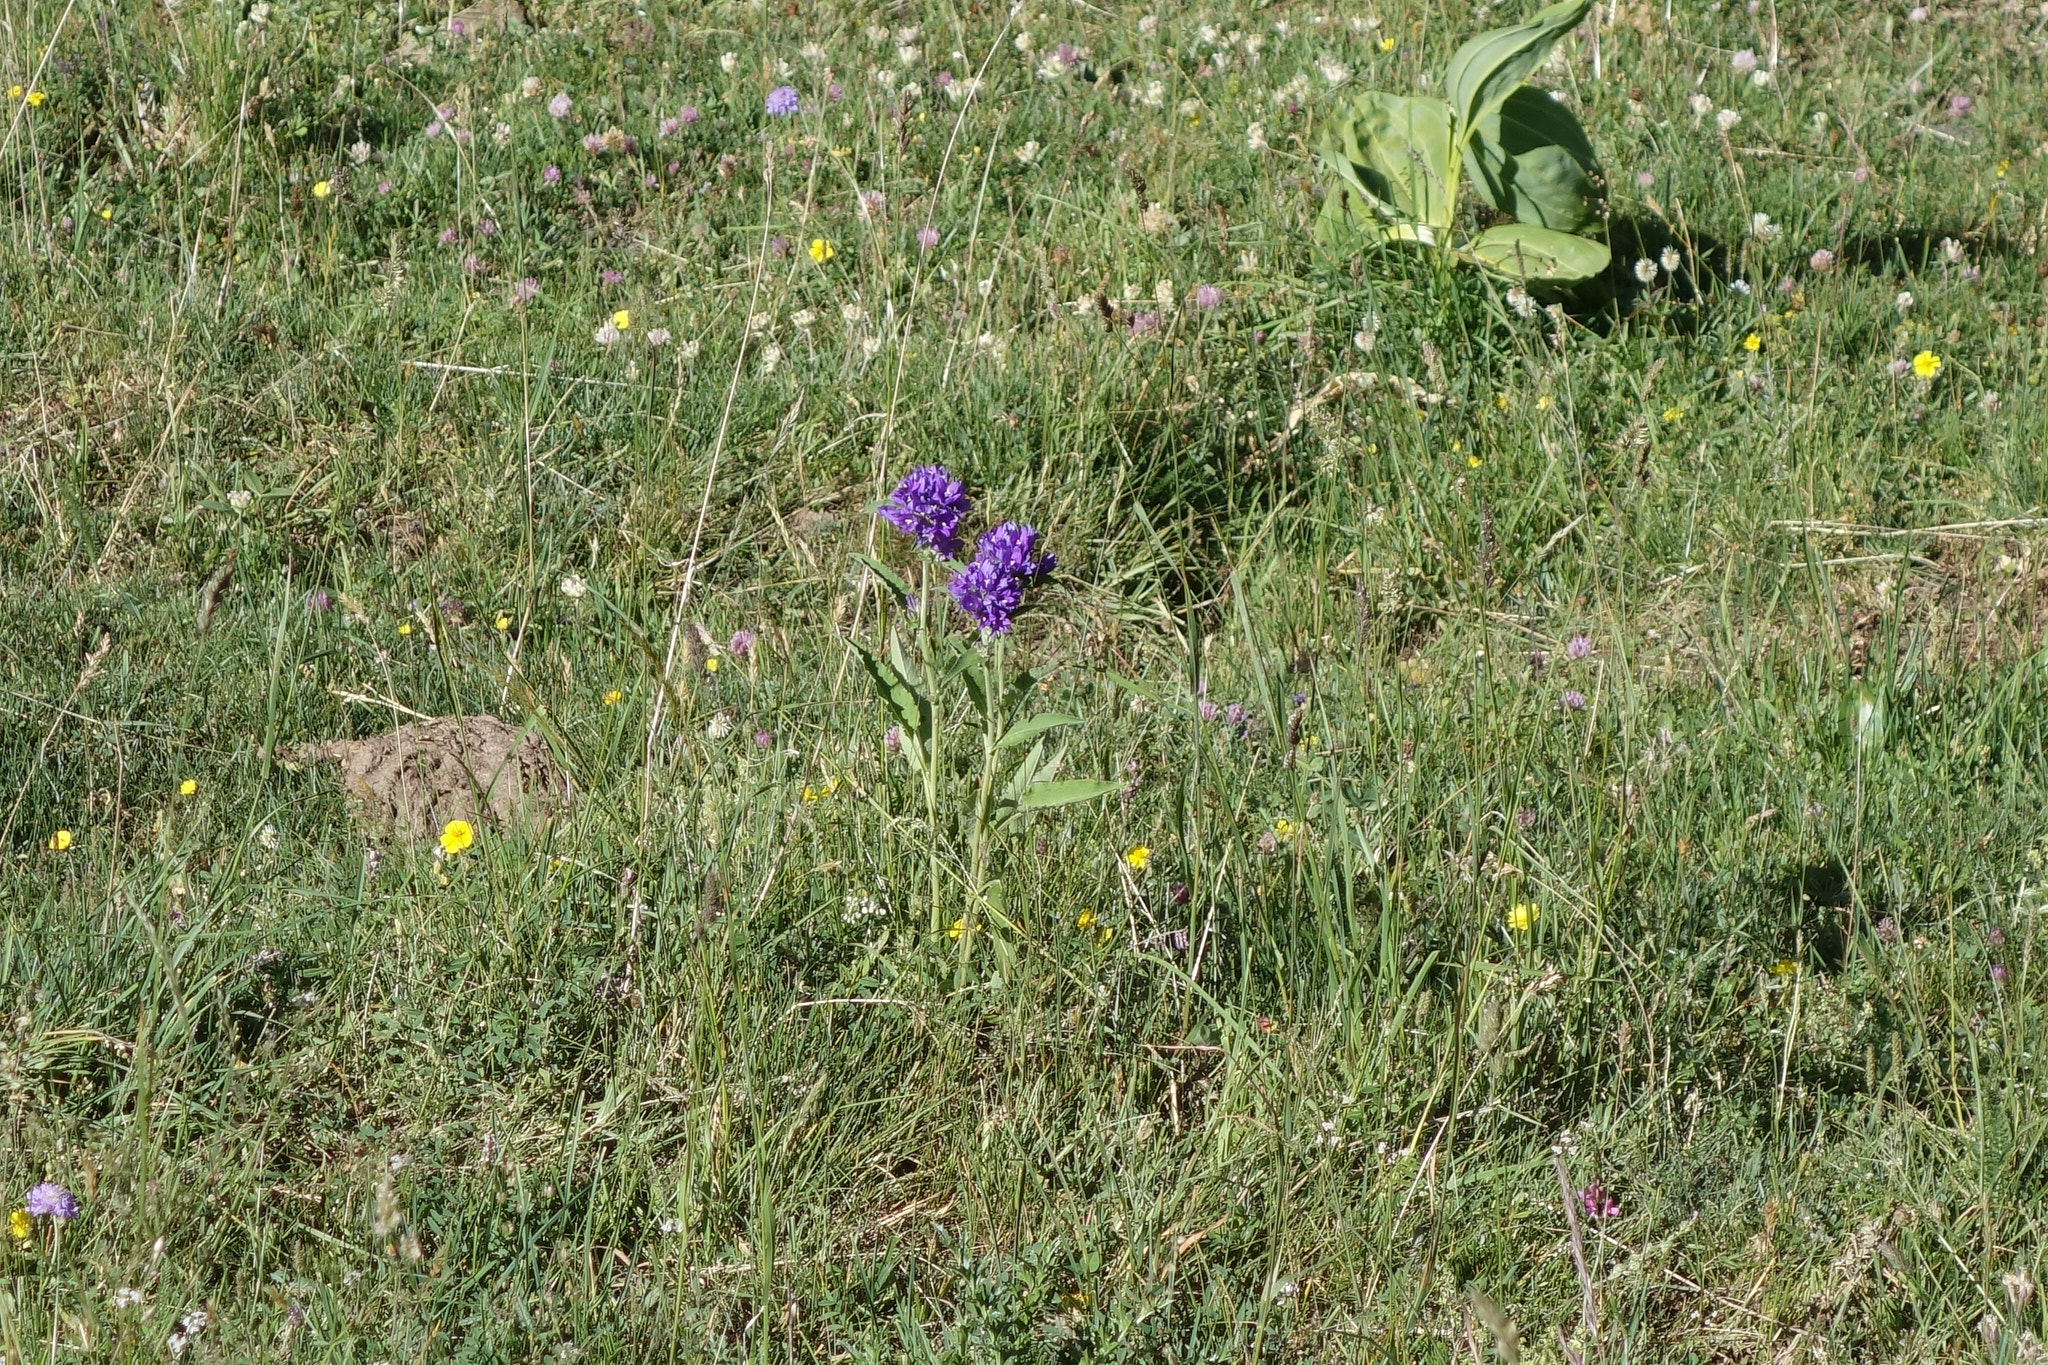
1465, 222, 1610, 282
851, 638, 931, 745
1464, 86, 1602, 231
1445, 0, 1595, 144
1016, 778, 1123, 810
852, 553, 912, 605
996, 712, 1084, 751
1314, 92, 1457, 232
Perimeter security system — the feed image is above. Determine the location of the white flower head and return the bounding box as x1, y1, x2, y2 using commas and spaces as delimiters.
1716, 107, 1741, 132
1895, 289, 1915, 312
559, 573, 588, 599
1246, 121, 1269, 152
1688, 93, 1714, 118
1660, 245, 1681, 272
719, 51, 738, 73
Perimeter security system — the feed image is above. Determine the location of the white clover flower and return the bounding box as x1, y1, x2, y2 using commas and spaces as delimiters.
1750, 211, 1779, 239
1317, 57, 1352, 84
1688, 93, 1714, 118
1246, 121, 1269, 152
559, 573, 588, 599
1634, 257, 1658, 283
594, 322, 621, 347
719, 51, 738, 73
1716, 107, 1741, 132
1013, 139, 1041, 163
1660, 245, 1681, 272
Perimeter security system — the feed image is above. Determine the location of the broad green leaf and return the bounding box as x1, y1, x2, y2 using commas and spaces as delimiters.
852, 553, 912, 605
1464, 86, 1602, 231
1465, 222, 1611, 282
1445, 0, 1595, 144
996, 712, 1084, 751
1314, 92, 1457, 231
851, 638, 931, 744
1016, 778, 1123, 810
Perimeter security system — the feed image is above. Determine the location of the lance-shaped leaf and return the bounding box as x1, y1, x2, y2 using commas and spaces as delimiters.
1313, 92, 1458, 231
1466, 222, 1611, 282
1445, 0, 1595, 144
997, 712, 1084, 751
1464, 86, 1602, 232
1016, 778, 1123, 810
851, 638, 932, 752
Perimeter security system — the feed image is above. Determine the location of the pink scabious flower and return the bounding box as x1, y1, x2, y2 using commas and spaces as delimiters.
728, 629, 756, 659
24, 1183, 79, 1220
548, 92, 572, 118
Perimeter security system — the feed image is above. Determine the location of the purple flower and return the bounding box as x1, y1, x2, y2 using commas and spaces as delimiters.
659, 118, 681, 137
828, 82, 844, 101
548, 92, 572, 119
1874, 915, 1899, 943
1809, 248, 1835, 272
1198, 699, 1220, 721
438, 227, 460, 246
425, 120, 444, 139
1130, 311, 1161, 336
452, 127, 472, 145
755, 729, 774, 749
447, 16, 465, 33
542, 164, 561, 185
24, 1183, 78, 1220
1852, 164, 1871, 184
1577, 1182, 1619, 1220
1226, 703, 1246, 727
917, 226, 940, 250
679, 105, 700, 124
1560, 690, 1587, 711
948, 556, 1028, 635
1888, 357, 1913, 378
436, 103, 457, 121
1566, 634, 1592, 659
306, 588, 333, 614
884, 726, 902, 754
879, 465, 972, 558
729, 629, 756, 659
1055, 42, 1079, 67
973, 521, 1055, 582
770, 235, 790, 259
1989, 926, 2007, 947
766, 86, 801, 117
1991, 962, 2009, 985
376, 180, 393, 195
511, 277, 541, 304
462, 252, 484, 275
1193, 284, 1224, 310
477, 218, 498, 237
582, 132, 606, 154
600, 268, 624, 286
1948, 94, 1973, 117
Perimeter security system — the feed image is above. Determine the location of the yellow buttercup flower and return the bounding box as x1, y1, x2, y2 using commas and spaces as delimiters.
1124, 845, 1150, 871
808, 237, 834, 264
1273, 819, 1296, 842
398, 622, 413, 636
1742, 333, 1762, 352
1662, 406, 1684, 423
612, 309, 632, 330
704, 656, 720, 673
1535, 394, 1552, 411
25, 90, 44, 107
1508, 902, 1539, 932
178, 779, 197, 797
1075, 910, 1096, 930
6, 86, 21, 100
97, 206, 111, 220
439, 819, 475, 855
312, 180, 332, 199
1466, 455, 1481, 468
494, 613, 511, 631
1378, 36, 1396, 52
948, 916, 967, 940
602, 689, 622, 706
47, 829, 74, 851
1768, 958, 1799, 977
8, 1209, 29, 1243
1911, 349, 1942, 379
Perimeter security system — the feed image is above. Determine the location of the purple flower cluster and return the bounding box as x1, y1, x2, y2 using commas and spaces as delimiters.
949, 523, 1055, 635
1577, 1182, 1619, 1220
24, 1183, 78, 1220
766, 86, 801, 117
879, 465, 971, 559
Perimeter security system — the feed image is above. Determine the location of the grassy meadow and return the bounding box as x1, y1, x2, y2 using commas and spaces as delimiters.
5, 0, 2048, 1356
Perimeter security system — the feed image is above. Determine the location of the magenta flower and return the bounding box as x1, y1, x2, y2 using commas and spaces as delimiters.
765, 85, 800, 117
1560, 690, 1587, 711
600, 268, 624, 285
916, 226, 939, 250
659, 117, 680, 137
437, 227, 459, 245
548, 92, 572, 118
511, 277, 541, 304
1635, 170, 1655, 188
1577, 1183, 1619, 1220
1194, 284, 1224, 309
729, 629, 756, 659
1130, 311, 1161, 336
1566, 634, 1592, 659
1948, 94, 1973, 117
376, 180, 393, 195
542, 164, 561, 184
424, 120, 443, 138
477, 218, 497, 236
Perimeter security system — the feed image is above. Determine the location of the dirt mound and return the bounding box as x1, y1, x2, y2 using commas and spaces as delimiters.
285, 715, 569, 840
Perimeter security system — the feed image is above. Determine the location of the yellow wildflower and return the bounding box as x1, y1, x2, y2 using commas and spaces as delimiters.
439, 819, 475, 855
1075, 910, 1097, 930
313, 181, 332, 199
948, 916, 967, 940
25, 90, 44, 107
47, 829, 73, 851
602, 689, 622, 706
1535, 394, 1552, 411
1494, 394, 1509, 411
8, 1209, 28, 1243
98, 206, 111, 220
704, 656, 720, 673
398, 622, 413, 636
1467, 455, 1481, 468
1124, 845, 1150, 871
6, 86, 20, 100
494, 613, 511, 631
1662, 406, 1684, 423
1911, 349, 1942, 379
1742, 332, 1761, 352
1273, 819, 1296, 842
178, 779, 197, 797
612, 309, 632, 330
1508, 902, 1539, 932
808, 237, 834, 264
1768, 959, 1799, 977
1378, 35, 1396, 51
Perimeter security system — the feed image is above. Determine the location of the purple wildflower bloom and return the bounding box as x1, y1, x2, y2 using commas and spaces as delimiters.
948, 556, 1028, 635
1992, 962, 2010, 984
884, 726, 902, 754
306, 588, 333, 614
424, 120, 444, 139
477, 218, 498, 236
1948, 94, 1973, 117
438, 227, 460, 245
659, 118, 680, 137
1194, 284, 1224, 309
582, 132, 606, 154
679, 105, 700, 124
1515, 806, 1537, 829
1874, 915, 1899, 943
755, 729, 774, 749
729, 629, 756, 659
542, 164, 561, 185
973, 521, 1055, 582
1560, 690, 1587, 711
917, 226, 940, 250
600, 268, 624, 286
770, 235, 790, 258
1199, 699, 1220, 721
1130, 310, 1161, 336
1566, 634, 1592, 659
24, 1183, 78, 1220
1577, 1183, 1619, 1220
879, 465, 971, 558
766, 86, 801, 117
512, 277, 541, 304
1888, 357, 1912, 378
548, 92, 572, 119
436, 103, 457, 121
377, 180, 393, 194
1810, 248, 1835, 272
452, 127, 472, 145
1225, 703, 1246, 726
1055, 42, 1078, 67
1635, 170, 1655, 188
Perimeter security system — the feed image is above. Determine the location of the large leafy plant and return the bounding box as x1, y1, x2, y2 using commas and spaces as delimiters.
1314, 0, 1611, 284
